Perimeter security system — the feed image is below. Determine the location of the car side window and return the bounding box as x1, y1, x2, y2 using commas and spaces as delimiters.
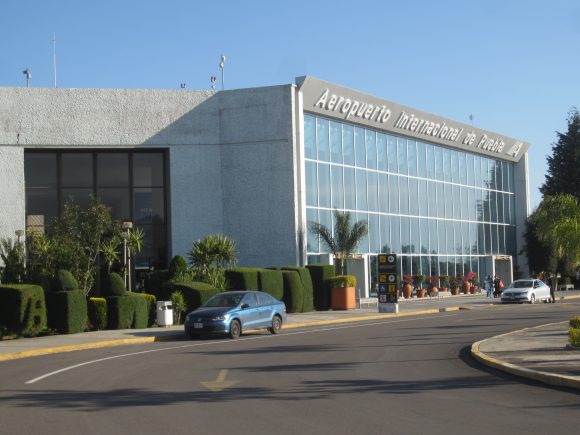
242, 293, 258, 307
533, 281, 539, 288
257, 292, 273, 306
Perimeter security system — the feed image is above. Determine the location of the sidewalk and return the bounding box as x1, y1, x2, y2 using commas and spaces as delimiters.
2, 292, 580, 391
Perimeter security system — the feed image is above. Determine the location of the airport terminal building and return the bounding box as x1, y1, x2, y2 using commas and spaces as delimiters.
0, 76, 530, 297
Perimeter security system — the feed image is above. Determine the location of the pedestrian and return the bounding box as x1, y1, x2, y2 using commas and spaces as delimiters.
493, 275, 502, 298
486, 274, 494, 298
547, 274, 555, 303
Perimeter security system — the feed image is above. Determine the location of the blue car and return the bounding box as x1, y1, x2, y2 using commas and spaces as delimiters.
184, 291, 287, 339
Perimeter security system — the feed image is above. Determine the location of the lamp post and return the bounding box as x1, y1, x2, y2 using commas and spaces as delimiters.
15, 229, 24, 242
22, 68, 31, 87
122, 221, 133, 291
219, 55, 226, 91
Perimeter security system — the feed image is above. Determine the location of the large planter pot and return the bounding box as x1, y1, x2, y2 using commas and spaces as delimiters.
450, 286, 460, 295
470, 285, 477, 294
416, 288, 426, 298
331, 286, 356, 310
402, 284, 413, 299
462, 283, 471, 294
429, 286, 439, 297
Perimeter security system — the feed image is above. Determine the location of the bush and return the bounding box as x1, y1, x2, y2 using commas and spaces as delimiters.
168, 255, 188, 280
171, 291, 187, 324
258, 269, 284, 300
0, 284, 47, 337
105, 272, 127, 297
570, 328, 580, 347
137, 293, 157, 327
281, 270, 304, 313
50, 269, 79, 292
225, 268, 259, 290
170, 281, 221, 313
106, 293, 148, 329
306, 265, 335, 311
282, 267, 314, 312
326, 275, 356, 288
569, 317, 580, 329
131, 293, 148, 329
45, 289, 87, 334
88, 297, 107, 330
143, 270, 169, 296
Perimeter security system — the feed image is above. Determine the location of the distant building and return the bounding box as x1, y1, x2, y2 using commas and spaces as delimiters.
0, 76, 530, 296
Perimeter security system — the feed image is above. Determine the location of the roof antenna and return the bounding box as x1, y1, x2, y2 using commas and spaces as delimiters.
22, 68, 31, 87
52, 33, 57, 88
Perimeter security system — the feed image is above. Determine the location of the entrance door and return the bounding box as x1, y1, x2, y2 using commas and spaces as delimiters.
494, 256, 513, 286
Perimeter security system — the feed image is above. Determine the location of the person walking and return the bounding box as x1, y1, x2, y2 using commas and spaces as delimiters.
493, 275, 502, 298
547, 274, 555, 303
486, 275, 494, 298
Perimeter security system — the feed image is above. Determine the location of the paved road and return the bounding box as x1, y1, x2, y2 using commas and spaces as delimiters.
0, 300, 578, 435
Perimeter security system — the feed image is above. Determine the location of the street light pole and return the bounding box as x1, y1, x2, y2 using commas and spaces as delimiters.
122, 221, 133, 291
219, 55, 226, 91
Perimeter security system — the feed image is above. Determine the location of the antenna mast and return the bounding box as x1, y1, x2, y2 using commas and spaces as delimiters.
52, 33, 57, 88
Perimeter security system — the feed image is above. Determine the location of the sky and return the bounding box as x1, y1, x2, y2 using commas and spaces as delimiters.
2, 0, 579, 209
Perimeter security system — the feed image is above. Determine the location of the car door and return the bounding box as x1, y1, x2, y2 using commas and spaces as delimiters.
239, 293, 260, 329
535, 280, 549, 300
256, 292, 274, 327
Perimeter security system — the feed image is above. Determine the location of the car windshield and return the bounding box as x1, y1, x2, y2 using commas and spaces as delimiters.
203, 293, 244, 308
510, 280, 533, 289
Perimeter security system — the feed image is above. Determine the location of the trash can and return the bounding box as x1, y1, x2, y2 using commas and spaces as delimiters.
156, 301, 173, 326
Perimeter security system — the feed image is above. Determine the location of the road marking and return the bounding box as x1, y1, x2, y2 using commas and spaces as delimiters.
24, 313, 456, 385
200, 369, 239, 392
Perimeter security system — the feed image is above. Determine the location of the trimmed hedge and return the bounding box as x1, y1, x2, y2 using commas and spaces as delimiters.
306, 265, 335, 311
45, 289, 88, 334
225, 268, 260, 290
168, 255, 188, 280
281, 270, 304, 313
106, 293, 148, 329
570, 327, 580, 347
50, 269, 79, 292
88, 298, 108, 330
138, 293, 157, 326
170, 281, 221, 313
569, 317, 580, 329
326, 275, 357, 288
0, 284, 47, 337
258, 269, 284, 300
105, 272, 127, 297
282, 267, 314, 312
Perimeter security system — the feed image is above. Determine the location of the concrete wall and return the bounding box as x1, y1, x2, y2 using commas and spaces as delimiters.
0, 147, 25, 253
513, 152, 531, 276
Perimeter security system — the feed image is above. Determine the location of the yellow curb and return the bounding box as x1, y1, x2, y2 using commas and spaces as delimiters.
471, 323, 580, 391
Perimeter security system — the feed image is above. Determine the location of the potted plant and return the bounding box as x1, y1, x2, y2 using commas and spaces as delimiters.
439, 275, 450, 292
326, 275, 357, 310
402, 274, 413, 299
427, 275, 439, 296
449, 275, 461, 295
414, 274, 426, 298
463, 271, 476, 294
470, 273, 479, 294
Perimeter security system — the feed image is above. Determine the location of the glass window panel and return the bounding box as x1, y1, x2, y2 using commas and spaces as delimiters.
421, 255, 430, 276
492, 224, 499, 255
97, 153, 129, 187
389, 175, 399, 214
427, 182, 437, 218
401, 217, 410, 253
25, 153, 57, 188
330, 121, 342, 164
498, 225, 506, 254
434, 146, 443, 180
496, 161, 504, 191
426, 143, 435, 179
367, 171, 378, 212
483, 191, 491, 222
399, 177, 409, 215
320, 208, 332, 248
135, 224, 167, 269
453, 185, 461, 220
402, 256, 411, 277
379, 173, 389, 213
365, 130, 377, 169
503, 193, 510, 225
398, 137, 407, 175
407, 140, 417, 177
411, 256, 420, 276
133, 153, 164, 187
306, 208, 319, 253
437, 183, 445, 218
478, 223, 486, 255
387, 135, 398, 173
490, 191, 497, 223
458, 151, 467, 185
369, 213, 380, 252
450, 150, 458, 184
460, 186, 468, 220
331, 166, 344, 210
468, 188, 475, 221
377, 133, 387, 172
25, 189, 58, 227
462, 222, 470, 255
418, 180, 427, 217
356, 212, 369, 253
470, 222, 478, 255
439, 256, 447, 277
445, 184, 453, 220
410, 217, 420, 254
408, 178, 418, 216
509, 194, 515, 225
62, 153, 93, 187
466, 154, 474, 186
344, 167, 356, 210
417, 142, 426, 178
316, 118, 330, 162
473, 155, 481, 188
134, 187, 165, 225
305, 161, 318, 207
391, 215, 400, 253
318, 163, 331, 208
507, 225, 517, 257
497, 192, 504, 224
380, 214, 391, 253
508, 163, 514, 193
420, 218, 429, 254
447, 221, 455, 255
430, 255, 439, 276
61, 188, 93, 209
442, 148, 451, 182
342, 124, 354, 166
96, 187, 130, 220
356, 169, 367, 211
304, 115, 316, 160
355, 127, 366, 168
438, 220, 446, 255
429, 219, 438, 253
477, 188, 484, 222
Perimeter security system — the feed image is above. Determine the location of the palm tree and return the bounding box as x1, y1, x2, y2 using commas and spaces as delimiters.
309, 210, 368, 275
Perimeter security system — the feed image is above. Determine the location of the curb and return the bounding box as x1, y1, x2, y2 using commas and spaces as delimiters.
471, 323, 580, 391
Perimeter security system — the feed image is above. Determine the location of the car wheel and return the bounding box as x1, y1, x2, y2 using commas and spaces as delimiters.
228, 320, 241, 339
530, 293, 536, 304
269, 315, 282, 334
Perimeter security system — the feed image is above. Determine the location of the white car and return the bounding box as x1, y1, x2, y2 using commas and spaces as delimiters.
501, 279, 551, 304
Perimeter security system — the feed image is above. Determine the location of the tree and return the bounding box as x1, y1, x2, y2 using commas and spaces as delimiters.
521, 212, 556, 276
309, 210, 368, 275
187, 234, 237, 290
540, 108, 580, 199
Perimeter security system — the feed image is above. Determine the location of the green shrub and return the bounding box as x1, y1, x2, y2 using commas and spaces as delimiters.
88, 297, 107, 330
105, 272, 127, 297
569, 328, 580, 347
326, 275, 356, 288
281, 270, 304, 313
106, 293, 148, 329
168, 255, 188, 280
50, 269, 79, 292
170, 281, 221, 313
137, 293, 157, 327
306, 265, 335, 311
225, 268, 259, 290
258, 269, 284, 300
569, 317, 580, 329
143, 270, 169, 296
171, 290, 187, 324
282, 267, 314, 312
45, 289, 87, 334
130, 293, 148, 329
0, 284, 47, 337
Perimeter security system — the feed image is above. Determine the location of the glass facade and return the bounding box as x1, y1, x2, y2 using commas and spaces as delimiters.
24, 150, 167, 269
304, 114, 516, 293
